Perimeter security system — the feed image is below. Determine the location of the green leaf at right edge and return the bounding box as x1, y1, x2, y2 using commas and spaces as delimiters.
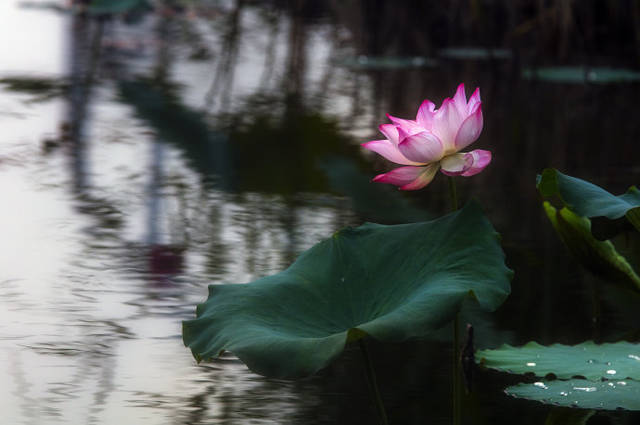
476, 340, 640, 381
542, 202, 640, 291
506, 379, 640, 411
537, 168, 640, 233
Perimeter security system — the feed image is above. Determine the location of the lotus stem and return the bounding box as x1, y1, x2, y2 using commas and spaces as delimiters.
448, 176, 461, 425
590, 280, 602, 342
453, 313, 461, 425
447, 176, 459, 212
358, 339, 388, 425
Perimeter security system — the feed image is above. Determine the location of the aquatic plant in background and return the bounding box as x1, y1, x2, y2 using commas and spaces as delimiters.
362, 83, 490, 190
475, 172, 640, 417
537, 168, 640, 237
537, 169, 640, 292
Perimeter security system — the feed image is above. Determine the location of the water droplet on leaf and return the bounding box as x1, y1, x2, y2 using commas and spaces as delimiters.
573, 386, 597, 392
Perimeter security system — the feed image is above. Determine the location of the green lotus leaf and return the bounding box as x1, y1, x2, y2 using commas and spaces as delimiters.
183, 201, 512, 379
542, 202, 640, 291
506, 379, 640, 411
477, 340, 640, 380
537, 168, 640, 233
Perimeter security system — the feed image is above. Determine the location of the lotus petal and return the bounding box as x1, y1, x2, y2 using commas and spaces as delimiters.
399, 163, 440, 190
386, 114, 423, 135
440, 153, 473, 176
416, 99, 436, 128
378, 123, 400, 145
454, 103, 483, 151
432, 98, 464, 151
361, 139, 421, 165
460, 149, 491, 176
372, 165, 427, 186
397, 130, 444, 163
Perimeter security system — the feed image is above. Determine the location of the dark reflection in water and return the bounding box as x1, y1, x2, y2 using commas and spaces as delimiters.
1, 0, 640, 424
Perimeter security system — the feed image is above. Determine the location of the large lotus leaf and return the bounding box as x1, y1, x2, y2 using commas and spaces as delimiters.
506, 379, 640, 411
477, 341, 640, 380
537, 168, 640, 233
542, 202, 640, 291
183, 201, 512, 379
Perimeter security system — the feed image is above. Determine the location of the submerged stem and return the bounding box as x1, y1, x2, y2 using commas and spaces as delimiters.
358, 339, 388, 425
453, 313, 461, 425
448, 176, 462, 425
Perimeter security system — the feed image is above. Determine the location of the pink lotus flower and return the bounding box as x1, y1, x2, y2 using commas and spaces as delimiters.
362, 83, 491, 190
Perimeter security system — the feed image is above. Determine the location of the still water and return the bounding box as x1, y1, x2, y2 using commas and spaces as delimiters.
1, 1, 639, 424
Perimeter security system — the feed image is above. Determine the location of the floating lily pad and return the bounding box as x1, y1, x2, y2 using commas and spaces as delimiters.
538, 168, 640, 232
183, 201, 512, 379
506, 379, 640, 411
523, 67, 640, 84
477, 340, 640, 380
438, 47, 512, 60
542, 203, 640, 291
332, 56, 437, 70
